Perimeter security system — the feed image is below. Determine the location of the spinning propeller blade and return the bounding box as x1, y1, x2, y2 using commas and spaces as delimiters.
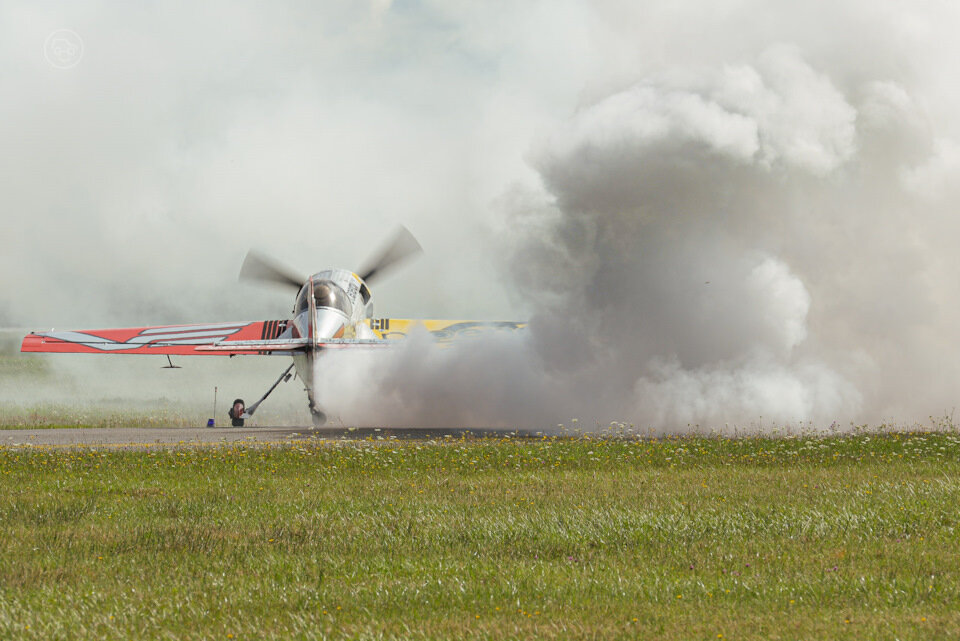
239, 250, 305, 290
357, 225, 423, 284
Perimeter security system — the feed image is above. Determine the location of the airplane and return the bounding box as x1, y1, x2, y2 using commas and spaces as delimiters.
21, 227, 525, 426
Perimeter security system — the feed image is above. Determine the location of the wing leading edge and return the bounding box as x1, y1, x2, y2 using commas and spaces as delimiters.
21, 320, 300, 356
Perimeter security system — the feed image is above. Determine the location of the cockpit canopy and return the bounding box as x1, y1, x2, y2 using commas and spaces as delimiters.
294, 279, 352, 317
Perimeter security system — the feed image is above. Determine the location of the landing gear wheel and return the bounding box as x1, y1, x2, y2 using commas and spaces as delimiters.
311, 410, 327, 427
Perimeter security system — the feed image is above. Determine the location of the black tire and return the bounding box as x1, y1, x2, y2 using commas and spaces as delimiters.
311, 410, 327, 427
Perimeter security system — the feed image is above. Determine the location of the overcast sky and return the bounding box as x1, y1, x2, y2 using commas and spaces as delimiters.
1, 1, 600, 326
4, 1, 960, 429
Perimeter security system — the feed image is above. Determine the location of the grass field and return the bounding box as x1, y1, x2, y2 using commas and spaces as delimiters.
0, 403, 206, 429
0, 432, 958, 640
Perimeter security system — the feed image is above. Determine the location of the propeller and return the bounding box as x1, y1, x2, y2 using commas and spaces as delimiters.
239, 226, 422, 290
357, 225, 423, 284
238, 250, 305, 290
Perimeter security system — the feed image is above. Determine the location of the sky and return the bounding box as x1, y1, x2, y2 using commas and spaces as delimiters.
3, 1, 960, 430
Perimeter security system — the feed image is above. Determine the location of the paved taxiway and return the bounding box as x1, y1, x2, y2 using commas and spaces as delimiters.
0, 426, 537, 447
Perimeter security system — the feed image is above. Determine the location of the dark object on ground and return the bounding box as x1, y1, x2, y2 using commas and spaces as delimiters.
228, 398, 245, 427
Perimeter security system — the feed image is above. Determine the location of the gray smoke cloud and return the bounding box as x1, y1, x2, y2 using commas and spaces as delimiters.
5, 2, 960, 430
316, 16, 960, 431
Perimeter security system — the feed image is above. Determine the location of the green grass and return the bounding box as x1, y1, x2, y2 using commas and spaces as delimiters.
0, 403, 205, 429
0, 433, 958, 639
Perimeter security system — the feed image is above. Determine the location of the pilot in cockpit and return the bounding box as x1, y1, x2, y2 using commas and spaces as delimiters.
314, 283, 337, 309
312, 281, 352, 316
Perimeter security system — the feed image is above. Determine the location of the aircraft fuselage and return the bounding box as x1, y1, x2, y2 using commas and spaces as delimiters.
284, 269, 376, 420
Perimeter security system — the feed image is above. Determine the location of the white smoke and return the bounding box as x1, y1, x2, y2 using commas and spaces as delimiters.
6, 2, 960, 431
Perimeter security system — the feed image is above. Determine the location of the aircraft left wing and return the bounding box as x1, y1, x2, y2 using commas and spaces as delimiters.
281, 320, 525, 351
364, 319, 526, 343
21, 320, 302, 356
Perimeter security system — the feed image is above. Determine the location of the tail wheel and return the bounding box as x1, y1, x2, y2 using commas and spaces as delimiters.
311, 410, 327, 427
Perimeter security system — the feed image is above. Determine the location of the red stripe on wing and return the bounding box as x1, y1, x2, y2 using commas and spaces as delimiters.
21, 321, 288, 356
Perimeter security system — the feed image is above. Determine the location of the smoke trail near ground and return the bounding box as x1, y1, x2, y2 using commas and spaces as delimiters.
318, 40, 960, 432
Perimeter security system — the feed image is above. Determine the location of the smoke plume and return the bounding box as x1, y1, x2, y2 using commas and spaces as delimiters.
318, 38, 960, 432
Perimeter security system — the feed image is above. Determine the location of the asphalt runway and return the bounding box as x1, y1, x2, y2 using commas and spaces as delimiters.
0, 426, 540, 447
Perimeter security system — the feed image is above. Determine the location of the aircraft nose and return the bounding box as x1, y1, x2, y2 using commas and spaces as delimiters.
314, 307, 348, 339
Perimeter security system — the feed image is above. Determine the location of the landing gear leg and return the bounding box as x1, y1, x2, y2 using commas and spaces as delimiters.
307, 395, 327, 427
